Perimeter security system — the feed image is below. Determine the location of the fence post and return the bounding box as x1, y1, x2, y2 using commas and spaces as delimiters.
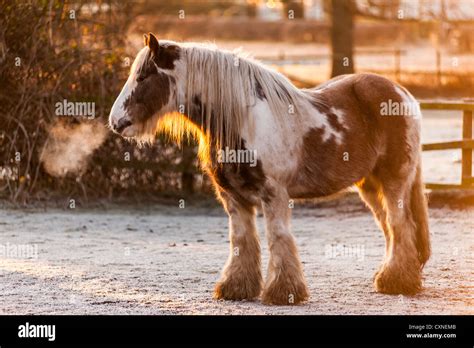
436, 49, 442, 88
462, 110, 473, 186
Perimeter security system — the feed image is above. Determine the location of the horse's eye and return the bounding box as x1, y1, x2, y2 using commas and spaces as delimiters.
137, 76, 145, 82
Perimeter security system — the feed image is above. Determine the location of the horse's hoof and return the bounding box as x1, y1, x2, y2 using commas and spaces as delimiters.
261, 277, 309, 305
374, 263, 422, 295
213, 275, 262, 301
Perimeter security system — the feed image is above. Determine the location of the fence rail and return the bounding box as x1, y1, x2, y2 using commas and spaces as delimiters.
420, 100, 474, 190
258, 49, 405, 80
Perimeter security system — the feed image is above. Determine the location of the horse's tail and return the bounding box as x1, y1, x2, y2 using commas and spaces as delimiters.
410, 163, 431, 267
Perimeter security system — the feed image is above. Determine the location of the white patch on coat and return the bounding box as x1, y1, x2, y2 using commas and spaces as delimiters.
243, 98, 342, 181
329, 107, 348, 129
242, 99, 299, 180
109, 47, 149, 128
321, 107, 347, 144
295, 106, 346, 145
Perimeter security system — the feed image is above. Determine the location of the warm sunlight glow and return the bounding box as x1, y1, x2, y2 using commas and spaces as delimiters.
265, 0, 277, 9
156, 112, 210, 165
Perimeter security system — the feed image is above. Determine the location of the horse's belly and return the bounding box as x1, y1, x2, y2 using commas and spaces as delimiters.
286, 127, 378, 199
287, 174, 359, 199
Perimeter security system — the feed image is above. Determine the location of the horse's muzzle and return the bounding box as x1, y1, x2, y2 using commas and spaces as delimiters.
112, 118, 132, 135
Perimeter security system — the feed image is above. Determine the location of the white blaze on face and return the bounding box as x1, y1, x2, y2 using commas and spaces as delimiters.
109, 47, 150, 130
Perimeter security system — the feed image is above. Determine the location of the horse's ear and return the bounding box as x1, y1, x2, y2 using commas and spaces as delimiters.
147, 32, 159, 55
143, 33, 149, 46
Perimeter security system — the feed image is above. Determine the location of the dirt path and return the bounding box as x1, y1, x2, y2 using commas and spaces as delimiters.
0, 200, 472, 315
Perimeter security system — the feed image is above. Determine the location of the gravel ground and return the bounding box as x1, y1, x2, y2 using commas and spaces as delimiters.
0, 197, 472, 315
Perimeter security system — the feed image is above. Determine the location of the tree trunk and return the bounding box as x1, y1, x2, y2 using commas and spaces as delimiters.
246, 2, 257, 18
330, 0, 354, 77
282, 0, 305, 19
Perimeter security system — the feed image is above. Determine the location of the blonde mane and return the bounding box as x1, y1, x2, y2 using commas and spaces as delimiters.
159, 42, 308, 152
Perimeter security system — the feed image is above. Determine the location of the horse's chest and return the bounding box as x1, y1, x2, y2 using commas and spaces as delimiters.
206, 159, 268, 206
243, 103, 301, 179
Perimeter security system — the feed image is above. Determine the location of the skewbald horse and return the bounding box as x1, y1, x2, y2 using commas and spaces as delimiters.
109, 33, 430, 305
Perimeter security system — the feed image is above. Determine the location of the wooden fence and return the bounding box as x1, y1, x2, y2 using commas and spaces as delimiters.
420, 100, 474, 190
261, 49, 474, 88
258, 48, 405, 81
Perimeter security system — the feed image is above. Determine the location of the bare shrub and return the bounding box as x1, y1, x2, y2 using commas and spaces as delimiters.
0, 1, 201, 205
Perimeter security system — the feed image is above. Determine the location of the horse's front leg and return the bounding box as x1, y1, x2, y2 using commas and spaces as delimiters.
213, 192, 262, 301
261, 183, 309, 305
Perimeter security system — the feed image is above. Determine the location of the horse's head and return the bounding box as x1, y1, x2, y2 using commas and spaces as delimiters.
109, 33, 182, 140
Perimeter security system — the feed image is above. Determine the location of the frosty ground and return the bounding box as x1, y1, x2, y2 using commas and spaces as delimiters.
0, 196, 472, 315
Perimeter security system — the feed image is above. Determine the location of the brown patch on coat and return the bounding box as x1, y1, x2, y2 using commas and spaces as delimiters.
122, 71, 171, 123
121, 42, 179, 123
154, 43, 181, 70
290, 73, 417, 199
289, 123, 377, 198
307, 93, 346, 133
325, 112, 345, 133
210, 155, 268, 210
187, 95, 271, 208
145, 34, 181, 70
255, 80, 266, 100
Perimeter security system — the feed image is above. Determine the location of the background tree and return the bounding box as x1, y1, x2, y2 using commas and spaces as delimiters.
282, 0, 305, 19
330, 0, 355, 77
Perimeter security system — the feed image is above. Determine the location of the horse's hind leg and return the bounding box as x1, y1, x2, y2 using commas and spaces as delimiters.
373, 164, 430, 295
213, 191, 263, 301
357, 175, 390, 255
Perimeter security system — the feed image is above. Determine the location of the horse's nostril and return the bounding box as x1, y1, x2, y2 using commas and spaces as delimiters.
115, 119, 132, 134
